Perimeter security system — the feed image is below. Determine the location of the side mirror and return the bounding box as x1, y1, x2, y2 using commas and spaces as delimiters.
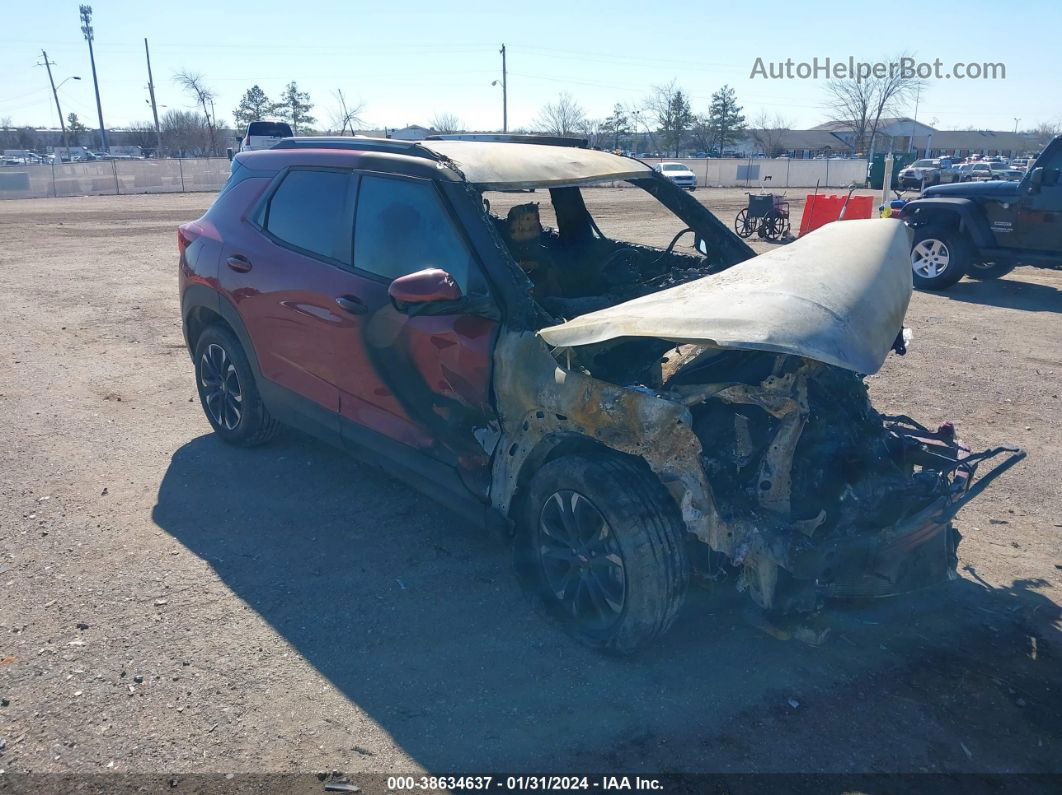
1029, 167, 1044, 192
389, 268, 463, 311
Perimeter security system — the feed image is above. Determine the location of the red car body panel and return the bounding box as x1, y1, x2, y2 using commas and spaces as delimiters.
182, 152, 498, 482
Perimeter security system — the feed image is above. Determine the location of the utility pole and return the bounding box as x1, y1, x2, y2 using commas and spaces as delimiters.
79, 5, 108, 152
500, 44, 508, 133
39, 50, 69, 152
209, 98, 218, 156
1013, 117, 1021, 134
144, 38, 162, 156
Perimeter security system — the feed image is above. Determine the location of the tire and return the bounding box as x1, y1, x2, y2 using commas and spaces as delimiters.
193, 324, 280, 446
516, 454, 690, 654
967, 259, 1016, 280
910, 225, 972, 290
734, 208, 753, 238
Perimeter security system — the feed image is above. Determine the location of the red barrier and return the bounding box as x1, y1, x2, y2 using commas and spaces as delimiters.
798, 194, 875, 236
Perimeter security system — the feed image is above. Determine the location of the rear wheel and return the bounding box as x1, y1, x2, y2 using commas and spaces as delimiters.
967, 259, 1016, 280
517, 454, 689, 654
911, 225, 972, 290
194, 325, 280, 446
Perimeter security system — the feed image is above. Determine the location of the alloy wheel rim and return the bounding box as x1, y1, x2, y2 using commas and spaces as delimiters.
537, 490, 626, 630
912, 238, 951, 278
200, 343, 242, 431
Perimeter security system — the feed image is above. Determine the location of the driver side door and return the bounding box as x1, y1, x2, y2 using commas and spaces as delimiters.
334, 172, 500, 496
1013, 145, 1062, 252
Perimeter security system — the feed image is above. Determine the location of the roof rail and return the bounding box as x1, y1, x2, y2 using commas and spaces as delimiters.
269, 136, 441, 160
424, 133, 588, 148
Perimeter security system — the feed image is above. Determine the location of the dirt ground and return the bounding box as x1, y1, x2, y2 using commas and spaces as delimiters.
0, 188, 1059, 778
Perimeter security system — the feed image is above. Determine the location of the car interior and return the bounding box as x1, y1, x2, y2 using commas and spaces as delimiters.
481, 179, 725, 328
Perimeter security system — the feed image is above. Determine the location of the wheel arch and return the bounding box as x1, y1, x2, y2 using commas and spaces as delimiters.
903, 198, 994, 248
506, 431, 664, 525
181, 284, 262, 378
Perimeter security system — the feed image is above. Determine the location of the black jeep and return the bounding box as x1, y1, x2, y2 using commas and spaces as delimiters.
901, 135, 1062, 289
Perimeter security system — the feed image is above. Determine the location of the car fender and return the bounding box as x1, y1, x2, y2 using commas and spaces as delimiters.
180, 283, 263, 378
901, 197, 996, 248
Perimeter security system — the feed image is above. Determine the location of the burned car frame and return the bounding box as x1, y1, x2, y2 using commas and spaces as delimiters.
180, 138, 1024, 653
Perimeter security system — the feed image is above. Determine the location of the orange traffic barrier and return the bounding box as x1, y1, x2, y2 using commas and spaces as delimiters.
798, 194, 875, 236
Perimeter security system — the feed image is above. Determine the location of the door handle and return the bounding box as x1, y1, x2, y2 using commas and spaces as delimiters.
226, 254, 253, 273
335, 294, 368, 315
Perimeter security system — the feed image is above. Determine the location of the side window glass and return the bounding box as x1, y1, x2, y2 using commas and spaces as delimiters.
354, 175, 484, 294
265, 169, 351, 262
1042, 149, 1062, 187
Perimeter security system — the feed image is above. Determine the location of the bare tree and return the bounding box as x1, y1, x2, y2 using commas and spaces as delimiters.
750, 111, 793, 157
429, 112, 463, 134
124, 121, 161, 155
331, 90, 365, 135
823, 55, 923, 155
161, 109, 209, 156
577, 118, 606, 149
649, 80, 693, 157
533, 92, 586, 137
174, 70, 218, 156
627, 104, 657, 152
1028, 120, 1061, 148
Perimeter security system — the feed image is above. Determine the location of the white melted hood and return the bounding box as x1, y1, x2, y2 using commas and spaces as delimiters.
538, 219, 913, 374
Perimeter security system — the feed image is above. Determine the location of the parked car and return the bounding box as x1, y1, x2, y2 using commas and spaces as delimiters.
955, 162, 997, 182
653, 161, 697, 190
178, 136, 1018, 652
238, 120, 295, 152
897, 158, 946, 188
988, 164, 1023, 181
901, 134, 1062, 289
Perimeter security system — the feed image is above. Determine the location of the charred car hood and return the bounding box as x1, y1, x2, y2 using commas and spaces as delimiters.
538, 219, 913, 374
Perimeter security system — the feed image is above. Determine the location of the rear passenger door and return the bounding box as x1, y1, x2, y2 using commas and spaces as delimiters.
334, 172, 499, 493
219, 167, 366, 419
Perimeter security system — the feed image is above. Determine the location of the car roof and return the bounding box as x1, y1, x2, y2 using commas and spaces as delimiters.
258, 136, 653, 189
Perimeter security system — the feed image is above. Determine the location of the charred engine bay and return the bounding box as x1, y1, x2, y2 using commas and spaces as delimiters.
580, 341, 953, 547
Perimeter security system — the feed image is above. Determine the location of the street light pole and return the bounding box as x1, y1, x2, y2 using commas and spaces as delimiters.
79, 5, 108, 153
500, 44, 507, 133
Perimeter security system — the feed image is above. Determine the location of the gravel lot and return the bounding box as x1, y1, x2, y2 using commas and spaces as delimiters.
0, 189, 1059, 777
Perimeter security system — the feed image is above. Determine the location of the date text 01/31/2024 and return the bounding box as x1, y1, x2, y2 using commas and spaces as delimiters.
386, 776, 664, 791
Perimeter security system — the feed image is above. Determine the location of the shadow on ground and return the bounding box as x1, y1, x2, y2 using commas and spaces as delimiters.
942, 276, 1062, 313
152, 433, 1062, 773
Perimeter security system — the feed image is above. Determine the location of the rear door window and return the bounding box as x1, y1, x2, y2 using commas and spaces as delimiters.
263, 169, 352, 263
353, 174, 484, 294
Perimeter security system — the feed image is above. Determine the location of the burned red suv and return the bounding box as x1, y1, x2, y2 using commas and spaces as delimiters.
179, 137, 1022, 653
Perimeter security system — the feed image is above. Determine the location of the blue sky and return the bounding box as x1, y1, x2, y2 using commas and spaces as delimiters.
2, 0, 1060, 133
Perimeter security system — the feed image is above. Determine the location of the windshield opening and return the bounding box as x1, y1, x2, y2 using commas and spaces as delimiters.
480, 179, 749, 330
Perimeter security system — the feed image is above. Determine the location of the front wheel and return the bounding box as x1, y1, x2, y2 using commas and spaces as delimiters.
967, 259, 1016, 280
910, 225, 972, 290
516, 454, 690, 654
